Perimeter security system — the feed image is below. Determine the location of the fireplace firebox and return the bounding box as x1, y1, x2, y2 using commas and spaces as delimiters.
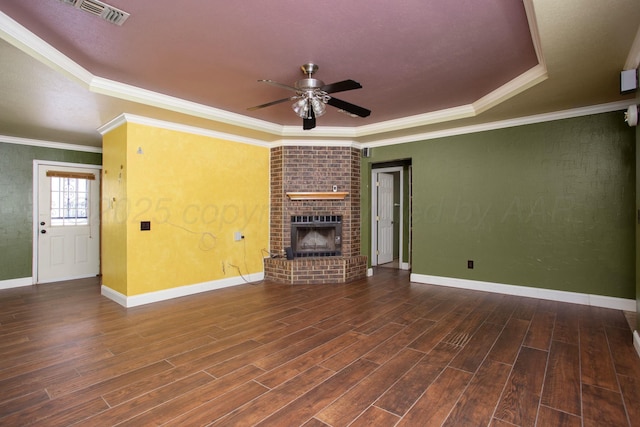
291, 215, 342, 257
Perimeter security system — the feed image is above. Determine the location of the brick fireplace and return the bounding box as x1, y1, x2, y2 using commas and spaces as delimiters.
264, 145, 367, 284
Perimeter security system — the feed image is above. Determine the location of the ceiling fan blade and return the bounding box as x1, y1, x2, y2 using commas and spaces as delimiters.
247, 96, 296, 111
303, 104, 316, 130
259, 79, 299, 92
326, 97, 371, 118
321, 79, 362, 94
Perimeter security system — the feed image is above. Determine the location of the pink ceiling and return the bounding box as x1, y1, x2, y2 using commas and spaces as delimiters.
0, 0, 537, 128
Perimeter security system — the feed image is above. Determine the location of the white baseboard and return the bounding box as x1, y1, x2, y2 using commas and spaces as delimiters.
400, 262, 411, 271
0, 277, 32, 290
634, 330, 640, 359
367, 268, 374, 277
411, 274, 636, 312
101, 273, 265, 308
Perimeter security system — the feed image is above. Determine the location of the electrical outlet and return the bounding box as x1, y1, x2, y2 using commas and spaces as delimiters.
467, 260, 474, 269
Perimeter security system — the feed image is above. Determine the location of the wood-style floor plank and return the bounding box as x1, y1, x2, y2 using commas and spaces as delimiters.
373, 358, 444, 416
116, 364, 265, 426
319, 323, 404, 372
582, 383, 629, 427
552, 303, 581, 345
315, 348, 424, 426
254, 331, 359, 388
212, 365, 334, 426
78, 371, 215, 426
606, 326, 640, 379
396, 366, 473, 427
0, 268, 638, 426
541, 341, 582, 416
523, 309, 556, 351
535, 405, 582, 427
494, 346, 548, 426
362, 317, 436, 365
487, 317, 530, 365
254, 358, 380, 426
618, 374, 640, 425
349, 406, 400, 427
441, 359, 513, 426
449, 320, 504, 373
580, 325, 619, 391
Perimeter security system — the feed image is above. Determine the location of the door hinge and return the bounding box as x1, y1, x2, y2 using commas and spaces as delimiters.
376, 181, 380, 187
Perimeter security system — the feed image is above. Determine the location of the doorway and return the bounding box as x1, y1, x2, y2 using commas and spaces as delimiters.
371, 165, 411, 269
33, 161, 101, 284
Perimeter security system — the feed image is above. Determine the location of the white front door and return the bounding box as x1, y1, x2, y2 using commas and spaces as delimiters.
36, 163, 101, 283
377, 172, 394, 265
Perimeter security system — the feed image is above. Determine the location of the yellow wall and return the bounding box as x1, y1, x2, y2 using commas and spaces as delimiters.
102, 122, 270, 296
102, 123, 129, 295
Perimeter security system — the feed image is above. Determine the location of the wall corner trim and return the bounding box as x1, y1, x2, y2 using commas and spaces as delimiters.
101, 273, 265, 308
0, 277, 32, 290
411, 274, 637, 312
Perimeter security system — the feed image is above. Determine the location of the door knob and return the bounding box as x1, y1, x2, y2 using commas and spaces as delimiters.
40, 229, 46, 234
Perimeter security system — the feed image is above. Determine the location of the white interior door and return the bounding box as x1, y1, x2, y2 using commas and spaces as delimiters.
36, 163, 100, 283
377, 172, 394, 265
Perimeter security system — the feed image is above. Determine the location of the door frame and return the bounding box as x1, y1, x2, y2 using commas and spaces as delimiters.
371, 166, 404, 268
32, 160, 102, 284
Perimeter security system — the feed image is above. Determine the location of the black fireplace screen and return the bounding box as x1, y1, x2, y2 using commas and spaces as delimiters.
291, 215, 342, 257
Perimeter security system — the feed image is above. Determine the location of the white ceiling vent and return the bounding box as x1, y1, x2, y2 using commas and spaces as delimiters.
59, 0, 130, 26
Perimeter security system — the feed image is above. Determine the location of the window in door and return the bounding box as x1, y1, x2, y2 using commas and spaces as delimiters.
49, 176, 91, 226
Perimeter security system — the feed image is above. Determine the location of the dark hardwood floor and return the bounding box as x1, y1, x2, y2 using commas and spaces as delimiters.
0, 268, 639, 426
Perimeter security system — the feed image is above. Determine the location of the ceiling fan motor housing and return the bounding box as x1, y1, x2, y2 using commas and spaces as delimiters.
295, 78, 325, 91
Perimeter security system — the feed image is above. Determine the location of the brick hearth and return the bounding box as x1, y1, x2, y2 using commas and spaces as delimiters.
264, 145, 367, 284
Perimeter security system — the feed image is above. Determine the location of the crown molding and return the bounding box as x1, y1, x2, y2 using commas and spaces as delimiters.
98, 113, 271, 148
354, 64, 548, 139
355, 105, 476, 138
6, 100, 628, 153
0, 11, 93, 87
472, 64, 548, 115
0, 11, 284, 136
0, 135, 102, 153
90, 77, 284, 136
523, 0, 546, 68
363, 100, 631, 148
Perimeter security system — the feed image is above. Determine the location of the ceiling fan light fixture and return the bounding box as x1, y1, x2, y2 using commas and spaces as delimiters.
292, 98, 309, 118
250, 63, 370, 129
311, 97, 326, 117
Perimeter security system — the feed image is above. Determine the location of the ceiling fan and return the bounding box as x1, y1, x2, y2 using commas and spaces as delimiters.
248, 63, 371, 130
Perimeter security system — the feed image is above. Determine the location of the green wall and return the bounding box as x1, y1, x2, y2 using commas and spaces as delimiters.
362, 111, 636, 299
0, 142, 102, 281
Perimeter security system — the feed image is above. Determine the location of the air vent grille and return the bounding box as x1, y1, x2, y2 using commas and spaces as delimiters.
58, 0, 130, 26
